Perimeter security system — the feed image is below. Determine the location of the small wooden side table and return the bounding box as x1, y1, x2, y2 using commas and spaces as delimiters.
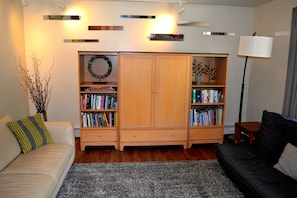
234, 122, 261, 144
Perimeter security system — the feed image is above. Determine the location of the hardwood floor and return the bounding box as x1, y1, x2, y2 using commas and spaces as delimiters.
74, 137, 232, 163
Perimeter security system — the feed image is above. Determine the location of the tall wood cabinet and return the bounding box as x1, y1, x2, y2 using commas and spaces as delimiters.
118, 53, 191, 151
78, 52, 228, 151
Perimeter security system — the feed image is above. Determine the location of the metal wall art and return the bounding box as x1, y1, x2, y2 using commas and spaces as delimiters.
43, 15, 80, 20
203, 32, 235, 36
149, 34, 184, 41
121, 15, 155, 19
64, 39, 99, 43
88, 55, 113, 83
88, 26, 124, 30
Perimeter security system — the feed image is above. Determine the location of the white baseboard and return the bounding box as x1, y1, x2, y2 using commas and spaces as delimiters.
224, 125, 235, 135
74, 128, 80, 137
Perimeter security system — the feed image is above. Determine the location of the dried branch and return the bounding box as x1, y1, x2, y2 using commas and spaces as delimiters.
192, 60, 216, 81
17, 55, 53, 113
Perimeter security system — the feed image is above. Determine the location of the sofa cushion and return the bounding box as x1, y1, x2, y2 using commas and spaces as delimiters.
216, 143, 297, 198
1, 143, 73, 182
0, 173, 56, 198
253, 110, 287, 165
0, 115, 21, 171
7, 113, 53, 153
274, 143, 297, 180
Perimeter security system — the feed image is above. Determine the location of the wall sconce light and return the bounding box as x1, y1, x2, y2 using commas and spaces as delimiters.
58, 1, 66, 11
178, 2, 185, 15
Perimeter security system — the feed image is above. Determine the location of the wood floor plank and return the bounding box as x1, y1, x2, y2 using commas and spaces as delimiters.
74, 138, 231, 163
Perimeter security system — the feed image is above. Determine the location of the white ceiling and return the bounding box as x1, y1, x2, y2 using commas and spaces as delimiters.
185, 0, 273, 7
115, 0, 274, 7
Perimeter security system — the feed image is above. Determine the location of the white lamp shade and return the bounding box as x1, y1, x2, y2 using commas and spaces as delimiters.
238, 36, 273, 58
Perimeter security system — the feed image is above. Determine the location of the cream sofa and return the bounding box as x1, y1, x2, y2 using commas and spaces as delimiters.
0, 115, 75, 198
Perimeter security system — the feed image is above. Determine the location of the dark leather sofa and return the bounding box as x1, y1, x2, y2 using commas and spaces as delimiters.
216, 110, 297, 198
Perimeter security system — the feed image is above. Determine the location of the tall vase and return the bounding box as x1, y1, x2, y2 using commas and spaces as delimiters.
39, 111, 48, 121
196, 74, 202, 85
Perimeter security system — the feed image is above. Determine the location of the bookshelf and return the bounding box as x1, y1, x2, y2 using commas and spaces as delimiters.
77, 52, 228, 151
188, 54, 228, 147
78, 52, 119, 150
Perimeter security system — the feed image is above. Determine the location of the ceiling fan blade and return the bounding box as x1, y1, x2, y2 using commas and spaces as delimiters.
177, 21, 210, 26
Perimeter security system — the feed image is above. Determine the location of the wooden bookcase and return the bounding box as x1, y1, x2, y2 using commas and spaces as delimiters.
78, 51, 119, 150
188, 54, 228, 148
78, 52, 228, 151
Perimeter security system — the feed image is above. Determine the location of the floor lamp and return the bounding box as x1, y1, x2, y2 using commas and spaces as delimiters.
238, 34, 273, 122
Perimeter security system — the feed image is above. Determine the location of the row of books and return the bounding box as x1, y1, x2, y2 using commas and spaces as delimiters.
190, 107, 223, 126
81, 86, 116, 92
81, 112, 118, 127
81, 94, 117, 110
192, 89, 223, 103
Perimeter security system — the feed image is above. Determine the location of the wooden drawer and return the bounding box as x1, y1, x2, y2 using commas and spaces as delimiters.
120, 129, 187, 142
189, 127, 223, 140
81, 129, 118, 141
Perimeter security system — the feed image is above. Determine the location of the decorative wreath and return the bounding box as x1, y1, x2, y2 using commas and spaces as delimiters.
88, 55, 112, 80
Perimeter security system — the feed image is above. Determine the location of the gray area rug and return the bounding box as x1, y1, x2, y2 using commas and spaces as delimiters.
57, 160, 244, 198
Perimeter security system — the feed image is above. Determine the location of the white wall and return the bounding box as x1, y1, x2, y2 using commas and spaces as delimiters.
0, 0, 28, 119
246, 0, 297, 121
23, 0, 254, 129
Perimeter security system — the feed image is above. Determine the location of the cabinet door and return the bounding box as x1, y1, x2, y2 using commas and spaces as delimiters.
118, 53, 155, 128
155, 55, 190, 128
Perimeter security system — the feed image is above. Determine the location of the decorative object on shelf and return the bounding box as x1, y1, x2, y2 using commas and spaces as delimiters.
192, 60, 216, 84
43, 15, 80, 20
64, 39, 99, 43
18, 55, 53, 121
195, 74, 201, 85
121, 15, 155, 19
88, 26, 123, 30
88, 55, 112, 83
149, 34, 184, 41
237, 32, 273, 122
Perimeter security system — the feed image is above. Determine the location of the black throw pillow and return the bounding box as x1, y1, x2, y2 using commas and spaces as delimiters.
281, 116, 297, 148
254, 110, 287, 166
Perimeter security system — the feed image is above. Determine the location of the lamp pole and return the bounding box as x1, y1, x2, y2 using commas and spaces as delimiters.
238, 56, 248, 122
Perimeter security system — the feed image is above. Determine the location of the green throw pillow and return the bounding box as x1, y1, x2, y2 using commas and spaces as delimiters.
7, 113, 53, 153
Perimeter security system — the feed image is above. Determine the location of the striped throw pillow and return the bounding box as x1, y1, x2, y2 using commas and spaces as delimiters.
7, 113, 53, 153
